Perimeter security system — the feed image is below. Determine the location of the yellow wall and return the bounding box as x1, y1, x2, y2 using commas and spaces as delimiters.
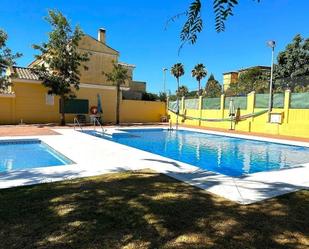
7, 81, 118, 124
168, 91, 309, 139
0, 94, 15, 124
78, 35, 119, 85
120, 100, 166, 123
0, 81, 165, 125
29, 35, 133, 88
13, 82, 61, 123
71, 86, 117, 123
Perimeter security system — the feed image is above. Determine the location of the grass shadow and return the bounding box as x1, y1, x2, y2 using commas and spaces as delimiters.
0, 171, 308, 249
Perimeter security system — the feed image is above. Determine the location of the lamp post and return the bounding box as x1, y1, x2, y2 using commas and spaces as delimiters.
267, 40, 276, 122
163, 68, 167, 98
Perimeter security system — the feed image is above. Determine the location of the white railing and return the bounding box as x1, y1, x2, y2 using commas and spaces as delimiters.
93, 117, 106, 134
73, 117, 83, 131
168, 120, 175, 131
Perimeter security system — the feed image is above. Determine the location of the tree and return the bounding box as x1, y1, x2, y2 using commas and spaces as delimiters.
169, 0, 261, 49
187, 90, 198, 98
204, 74, 222, 98
177, 85, 189, 97
191, 63, 207, 96
0, 30, 22, 92
274, 34, 309, 92
33, 10, 89, 125
106, 63, 129, 125
171, 63, 185, 127
158, 91, 167, 102
142, 92, 159, 101
171, 63, 185, 96
226, 68, 269, 96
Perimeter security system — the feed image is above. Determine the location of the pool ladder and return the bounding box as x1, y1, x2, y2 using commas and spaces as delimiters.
168, 120, 178, 131
93, 117, 106, 135
73, 117, 83, 131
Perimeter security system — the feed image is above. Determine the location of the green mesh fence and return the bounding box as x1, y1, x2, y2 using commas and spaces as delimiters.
202, 97, 221, 110
224, 96, 247, 109
255, 94, 284, 108
184, 98, 199, 109
290, 92, 309, 109
168, 101, 179, 112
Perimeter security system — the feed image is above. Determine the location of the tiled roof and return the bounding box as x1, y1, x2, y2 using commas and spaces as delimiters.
12, 66, 40, 81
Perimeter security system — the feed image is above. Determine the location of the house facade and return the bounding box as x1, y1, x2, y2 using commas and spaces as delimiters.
1, 28, 153, 124
223, 66, 271, 92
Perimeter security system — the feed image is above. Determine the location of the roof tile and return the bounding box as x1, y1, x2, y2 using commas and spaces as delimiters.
12, 66, 40, 81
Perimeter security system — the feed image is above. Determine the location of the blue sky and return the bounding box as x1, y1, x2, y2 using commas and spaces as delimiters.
1, 0, 309, 93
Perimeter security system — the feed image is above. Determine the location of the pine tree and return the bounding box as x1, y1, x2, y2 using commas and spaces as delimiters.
204, 74, 222, 97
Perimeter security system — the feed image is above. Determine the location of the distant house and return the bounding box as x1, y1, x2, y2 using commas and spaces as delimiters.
223, 66, 270, 92
4, 28, 146, 124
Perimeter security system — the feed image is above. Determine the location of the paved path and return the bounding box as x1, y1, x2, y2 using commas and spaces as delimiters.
0, 125, 59, 136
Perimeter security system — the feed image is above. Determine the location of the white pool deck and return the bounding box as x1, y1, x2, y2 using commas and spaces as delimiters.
0, 126, 308, 204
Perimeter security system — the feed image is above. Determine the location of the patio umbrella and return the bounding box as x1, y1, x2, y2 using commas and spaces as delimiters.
97, 93, 103, 114
229, 98, 235, 130
229, 98, 235, 117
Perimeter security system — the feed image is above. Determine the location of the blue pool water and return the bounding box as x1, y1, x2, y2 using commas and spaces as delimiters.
83, 129, 309, 177
0, 139, 73, 173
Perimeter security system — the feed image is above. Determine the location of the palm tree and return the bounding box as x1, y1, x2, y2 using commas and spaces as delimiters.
171, 63, 185, 129
191, 63, 207, 96
106, 63, 129, 125
177, 85, 189, 97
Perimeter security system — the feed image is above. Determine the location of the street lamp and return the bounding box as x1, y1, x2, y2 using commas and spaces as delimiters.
267, 40, 276, 122
163, 68, 168, 97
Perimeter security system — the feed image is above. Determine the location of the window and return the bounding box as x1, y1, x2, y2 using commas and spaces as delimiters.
46, 94, 54, 105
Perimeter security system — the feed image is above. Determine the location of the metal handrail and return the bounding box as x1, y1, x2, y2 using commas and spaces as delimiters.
73, 117, 83, 131
93, 117, 105, 134
168, 120, 175, 131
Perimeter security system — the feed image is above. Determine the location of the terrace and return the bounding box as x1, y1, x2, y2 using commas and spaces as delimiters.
0, 125, 308, 248
1, 1, 309, 248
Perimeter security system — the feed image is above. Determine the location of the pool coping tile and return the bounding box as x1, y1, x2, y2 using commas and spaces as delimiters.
0, 126, 308, 204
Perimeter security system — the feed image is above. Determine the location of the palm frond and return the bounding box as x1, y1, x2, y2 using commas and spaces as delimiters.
177, 0, 260, 51
179, 0, 203, 52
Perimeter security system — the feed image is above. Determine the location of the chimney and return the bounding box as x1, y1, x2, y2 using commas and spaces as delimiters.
98, 28, 106, 44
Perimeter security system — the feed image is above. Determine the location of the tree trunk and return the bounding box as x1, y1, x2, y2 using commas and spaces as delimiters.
116, 83, 120, 125
198, 80, 201, 96
60, 96, 66, 126
176, 77, 180, 130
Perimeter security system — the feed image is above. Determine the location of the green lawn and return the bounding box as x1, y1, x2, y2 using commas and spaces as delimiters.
0, 171, 308, 249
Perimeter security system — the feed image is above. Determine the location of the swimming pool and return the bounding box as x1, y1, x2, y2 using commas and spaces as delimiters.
0, 139, 73, 173
83, 128, 309, 177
